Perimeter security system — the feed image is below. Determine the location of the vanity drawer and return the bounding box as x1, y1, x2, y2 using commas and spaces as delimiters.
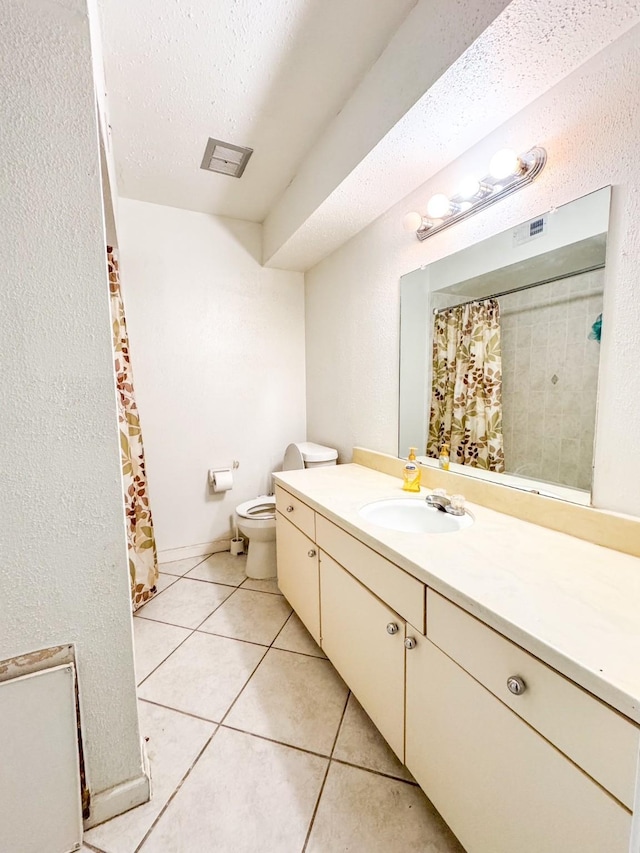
427, 590, 639, 809
316, 515, 425, 631
275, 486, 315, 540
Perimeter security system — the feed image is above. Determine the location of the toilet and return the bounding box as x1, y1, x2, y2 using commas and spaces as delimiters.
236, 442, 338, 579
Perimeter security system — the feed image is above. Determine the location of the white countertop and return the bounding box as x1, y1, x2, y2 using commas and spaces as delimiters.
274, 463, 640, 724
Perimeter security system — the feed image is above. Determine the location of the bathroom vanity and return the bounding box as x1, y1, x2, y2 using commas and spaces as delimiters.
273, 462, 640, 853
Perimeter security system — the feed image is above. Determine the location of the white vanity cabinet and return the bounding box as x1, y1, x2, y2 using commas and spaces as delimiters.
405, 634, 631, 853
274, 482, 638, 853
275, 489, 320, 643
320, 551, 406, 759
406, 591, 637, 853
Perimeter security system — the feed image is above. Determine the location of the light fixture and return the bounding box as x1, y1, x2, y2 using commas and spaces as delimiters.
406, 146, 546, 241
403, 211, 431, 232
426, 193, 457, 219
488, 148, 523, 180
456, 175, 491, 200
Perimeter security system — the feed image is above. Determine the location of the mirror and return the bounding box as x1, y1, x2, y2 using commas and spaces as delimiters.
399, 186, 611, 504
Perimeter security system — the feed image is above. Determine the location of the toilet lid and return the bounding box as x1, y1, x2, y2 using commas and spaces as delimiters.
283, 443, 305, 471
236, 496, 276, 520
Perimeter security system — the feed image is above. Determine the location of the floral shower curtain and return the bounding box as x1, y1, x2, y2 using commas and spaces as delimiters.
427, 299, 505, 472
108, 247, 159, 610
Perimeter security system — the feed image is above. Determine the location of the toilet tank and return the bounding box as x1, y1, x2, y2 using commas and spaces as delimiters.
283, 442, 338, 471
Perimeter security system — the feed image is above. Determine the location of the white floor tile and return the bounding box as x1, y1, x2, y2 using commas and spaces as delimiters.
141, 727, 327, 853
138, 631, 266, 721
333, 693, 414, 781
225, 648, 348, 754
306, 762, 464, 853
135, 578, 234, 628
84, 702, 214, 853
187, 551, 248, 586
198, 588, 292, 645
273, 612, 326, 658
241, 576, 281, 594
132, 617, 190, 684
153, 572, 179, 594
157, 555, 209, 576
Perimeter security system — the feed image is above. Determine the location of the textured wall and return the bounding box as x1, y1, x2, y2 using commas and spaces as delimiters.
500, 272, 604, 490
116, 200, 306, 553
305, 25, 640, 517
0, 0, 143, 798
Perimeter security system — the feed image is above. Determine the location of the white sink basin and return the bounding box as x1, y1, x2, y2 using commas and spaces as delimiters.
359, 498, 474, 534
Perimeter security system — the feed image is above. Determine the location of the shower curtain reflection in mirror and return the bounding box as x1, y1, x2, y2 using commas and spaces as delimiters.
427, 299, 505, 473
399, 187, 611, 502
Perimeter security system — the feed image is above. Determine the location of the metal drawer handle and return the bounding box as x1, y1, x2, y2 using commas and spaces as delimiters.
386, 622, 399, 635
507, 675, 526, 695
286, 505, 294, 512
404, 637, 417, 650
308, 549, 317, 558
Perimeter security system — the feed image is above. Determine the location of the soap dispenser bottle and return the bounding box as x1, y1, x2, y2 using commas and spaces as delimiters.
402, 448, 421, 492
439, 443, 450, 471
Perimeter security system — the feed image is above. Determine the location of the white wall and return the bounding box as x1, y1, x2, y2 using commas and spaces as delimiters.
305, 24, 640, 518
0, 0, 143, 803
116, 200, 306, 554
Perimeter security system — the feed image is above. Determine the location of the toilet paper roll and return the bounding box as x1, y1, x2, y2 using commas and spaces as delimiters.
210, 469, 233, 492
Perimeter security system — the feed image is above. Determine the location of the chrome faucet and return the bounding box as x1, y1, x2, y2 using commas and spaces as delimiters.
425, 493, 451, 512
425, 492, 466, 516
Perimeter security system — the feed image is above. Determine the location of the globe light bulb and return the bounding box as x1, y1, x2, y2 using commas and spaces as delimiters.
489, 148, 522, 180
426, 193, 452, 219
403, 211, 424, 232
457, 176, 481, 200
458, 201, 473, 212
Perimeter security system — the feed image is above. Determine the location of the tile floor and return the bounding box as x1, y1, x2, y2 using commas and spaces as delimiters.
83, 552, 463, 853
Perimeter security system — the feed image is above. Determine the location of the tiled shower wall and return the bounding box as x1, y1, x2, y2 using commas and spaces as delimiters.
500, 270, 604, 491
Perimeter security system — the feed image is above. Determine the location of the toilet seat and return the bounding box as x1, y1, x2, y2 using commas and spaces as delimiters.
283, 443, 305, 470
236, 495, 276, 520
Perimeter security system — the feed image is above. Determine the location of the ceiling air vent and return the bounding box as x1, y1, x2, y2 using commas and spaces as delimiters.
200, 138, 253, 178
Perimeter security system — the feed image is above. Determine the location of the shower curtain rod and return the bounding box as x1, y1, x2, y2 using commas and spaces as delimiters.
432, 262, 605, 314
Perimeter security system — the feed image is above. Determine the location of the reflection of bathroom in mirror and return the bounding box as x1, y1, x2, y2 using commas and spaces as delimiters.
399, 186, 611, 504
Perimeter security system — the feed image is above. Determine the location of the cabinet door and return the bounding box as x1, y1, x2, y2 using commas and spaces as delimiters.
320, 552, 405, 760
276, 514, 320, 642
405, 636, 631, 853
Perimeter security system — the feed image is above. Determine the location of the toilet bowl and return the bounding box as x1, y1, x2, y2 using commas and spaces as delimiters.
236, 442, 338, 580
235, 496, 277, 580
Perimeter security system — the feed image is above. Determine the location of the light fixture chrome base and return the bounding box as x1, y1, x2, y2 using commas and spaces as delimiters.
415, 146, 547, 241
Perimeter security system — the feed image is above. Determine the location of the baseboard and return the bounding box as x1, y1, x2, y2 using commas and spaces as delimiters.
157, 538, 231, 563
83, 740, 151, 829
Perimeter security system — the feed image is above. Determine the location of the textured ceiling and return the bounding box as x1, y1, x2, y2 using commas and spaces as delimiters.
99, 0, 640, 271
98, 0, 417, 222
263, 0, 640, 270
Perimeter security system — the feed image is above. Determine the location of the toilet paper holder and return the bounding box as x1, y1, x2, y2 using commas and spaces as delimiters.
208, 461, 240, 490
